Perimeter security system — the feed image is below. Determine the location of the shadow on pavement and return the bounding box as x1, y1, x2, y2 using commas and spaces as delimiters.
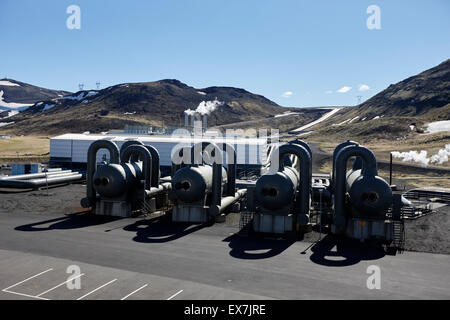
223, 233, 295, 259
309, 234, 386, 267
15, 212, 120, 232
123, 215, 213, 243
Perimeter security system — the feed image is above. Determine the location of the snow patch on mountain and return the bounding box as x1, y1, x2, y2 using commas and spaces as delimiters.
0, 90, 32, 111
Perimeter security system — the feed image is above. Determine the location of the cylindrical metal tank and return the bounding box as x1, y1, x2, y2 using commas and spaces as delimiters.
254, 166, 299, 210
93, 162, 142, 198
345, 169, 393, 216
172, 165, 227, 203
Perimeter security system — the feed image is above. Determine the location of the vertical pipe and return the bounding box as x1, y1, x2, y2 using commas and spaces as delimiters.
203, 114, 207, 132
190, 114, 195, 129
389, 152, 393, 186
334, 145, 378, 232
332, 140, 359, 186
220, 143, 236, 196
184, 113, 189, 127
121, 145, 152, 192
211, 162, 223, 216
144, 145, 160, 188
83, 140, 120, 208
275, 143, 312, 226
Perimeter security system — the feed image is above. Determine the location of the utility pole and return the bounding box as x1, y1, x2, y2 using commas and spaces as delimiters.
96, 82, 100, 90
78, 83, 84, 91
357, 95, 362, 105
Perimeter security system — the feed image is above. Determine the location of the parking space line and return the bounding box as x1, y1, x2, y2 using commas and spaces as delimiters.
2, 268, 53, 291
2, 289, 49, 300
120, 284, 149, 300
167, 289, 183, 300
36, 273, 85, 297
76, 279, 117, 300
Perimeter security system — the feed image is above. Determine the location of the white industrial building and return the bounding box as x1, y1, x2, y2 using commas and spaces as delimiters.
49, 132, 273, 171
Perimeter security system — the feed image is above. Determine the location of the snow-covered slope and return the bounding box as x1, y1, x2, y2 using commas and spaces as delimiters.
0, 78, 71, 119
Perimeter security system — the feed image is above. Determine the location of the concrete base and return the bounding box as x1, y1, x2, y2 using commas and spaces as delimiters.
172, 205, 210, 223
346, 218, 393, 242
253, 213, 294, 234
95, 200, 131, 217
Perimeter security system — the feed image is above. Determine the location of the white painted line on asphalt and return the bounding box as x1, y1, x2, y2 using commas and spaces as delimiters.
2, 289, 49, 300
2, 268, 53, 291
36, 273, 85, 297
76, 279, 117, 300
120, 284, 149, 300
167, 289, 183, 300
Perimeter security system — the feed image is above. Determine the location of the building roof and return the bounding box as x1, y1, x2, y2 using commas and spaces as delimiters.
50, 133, 270, 145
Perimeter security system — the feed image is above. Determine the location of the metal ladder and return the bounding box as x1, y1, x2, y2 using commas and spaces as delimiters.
392, 219, 405, 252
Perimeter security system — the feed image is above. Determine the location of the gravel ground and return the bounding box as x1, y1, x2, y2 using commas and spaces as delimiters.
404, 205, 450, 254
0, 183, 87, 215
0, 183, 448, 255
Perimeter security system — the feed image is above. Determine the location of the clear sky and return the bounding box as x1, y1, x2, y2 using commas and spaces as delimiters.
1, 0, 449, 107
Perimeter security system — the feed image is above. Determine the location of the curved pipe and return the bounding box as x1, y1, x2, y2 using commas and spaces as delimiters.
289, 139, 312, 174
84, 140, 120, 207
120, 140, 143, 162
171, 146, 190, 176
217, 142, 237, 197
332, 140, 359, 185
190, 141, 237, 196
334, 145, 378, 230
121, 145, 152, 191
271, 142, 312, 225
144, 145, 160, 188
190, 142, 223, 215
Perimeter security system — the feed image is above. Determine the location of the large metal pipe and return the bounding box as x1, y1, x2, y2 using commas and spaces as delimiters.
120, 141, 160, 187
289, 139, 312, 176
190, 142, 224, 209
93, 162, 143, 198
190, 142, 237, 209
0, 170, 74, 181
0, 173, 82, 189
271, 142, 312, 226
334, 145, 379, 231
184, 113, 189, 127
171, 146, 191, 177
203, 114, 207, 131
209, 189, 247, 216
332, 140, 359, 185
145, 181, 172, 198
121, 145, 152, 191
171, 165, 227, 203
120, 140, 143, 162
345, 168, 392, 216
144, 145, 160, 188
255, 166, 299, 210
83, 140, 120, 208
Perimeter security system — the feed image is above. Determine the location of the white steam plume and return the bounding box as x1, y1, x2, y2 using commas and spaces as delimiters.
184, 98, 223, 116
391, 144, 450, 166
430, 144, 450, 165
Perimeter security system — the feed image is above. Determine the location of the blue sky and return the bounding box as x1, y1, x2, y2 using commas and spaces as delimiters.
0, 0, 449, 107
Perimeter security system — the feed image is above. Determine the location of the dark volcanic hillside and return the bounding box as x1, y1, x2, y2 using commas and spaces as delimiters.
304, 59, 450, 142
351, 59, 450, 120
0, 78, 71, 105
0, 79, 286, 135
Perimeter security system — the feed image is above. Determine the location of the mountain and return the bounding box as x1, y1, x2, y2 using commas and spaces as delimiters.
304, 59, 450, 141
0, 79, 286, 135
0, 79, 71, 118
336, 59, 450, 122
